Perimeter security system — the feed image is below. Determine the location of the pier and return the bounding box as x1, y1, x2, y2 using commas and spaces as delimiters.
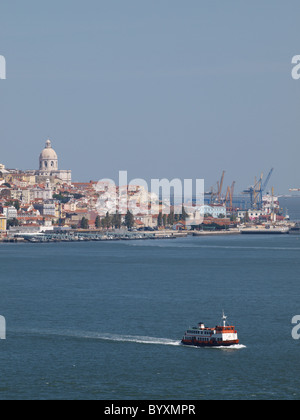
2, 230, 189, 244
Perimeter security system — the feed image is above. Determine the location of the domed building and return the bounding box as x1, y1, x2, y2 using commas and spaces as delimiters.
39, 140, 58, 173
37, 139, 71, 184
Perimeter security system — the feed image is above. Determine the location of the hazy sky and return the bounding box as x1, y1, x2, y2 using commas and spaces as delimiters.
1, 0, 300, 193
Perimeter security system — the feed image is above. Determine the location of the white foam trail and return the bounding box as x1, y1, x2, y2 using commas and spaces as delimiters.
94, 333, 181, 346
211, 344, 247, 350
14, 328, 181, 347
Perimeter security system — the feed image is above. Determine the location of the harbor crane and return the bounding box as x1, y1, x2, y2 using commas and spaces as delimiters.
225, 181, 236, 210
205, 171, 236, 210
242, 168, 274, 210
205, 171, 226, 205
217, 171, 226, 204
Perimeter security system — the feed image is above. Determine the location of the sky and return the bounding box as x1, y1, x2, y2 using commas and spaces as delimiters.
0, 0, 300, 194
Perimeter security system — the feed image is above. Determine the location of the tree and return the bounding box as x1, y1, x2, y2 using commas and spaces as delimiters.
112, 212, 122, 229
245, 211, 250, 223
167, 210, 175, 226
95, 215, 101, 229
157, 212, 163, 228
181, 205, 189, 221
5, 200, 20, 210
80, 217, 89, 229
125, 210, 135, 229
163, 214, 167, 227
52, 193, 70, 204
7, 218, 19, 228
101, 212, 112, 229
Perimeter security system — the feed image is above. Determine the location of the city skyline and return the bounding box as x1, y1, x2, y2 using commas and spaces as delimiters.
1, 1, 300, 193
0, 137, 293, 197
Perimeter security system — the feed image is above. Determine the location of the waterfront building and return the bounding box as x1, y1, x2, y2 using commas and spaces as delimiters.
134, 214, 154, 228
199, 205, 227, 218
238, 209, 269, 221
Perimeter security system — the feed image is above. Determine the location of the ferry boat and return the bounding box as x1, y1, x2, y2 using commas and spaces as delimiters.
181, 313, 239, 347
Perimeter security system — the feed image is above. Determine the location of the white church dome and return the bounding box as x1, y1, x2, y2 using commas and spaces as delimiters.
40, 139, 58, 160
39, 139, 58, 171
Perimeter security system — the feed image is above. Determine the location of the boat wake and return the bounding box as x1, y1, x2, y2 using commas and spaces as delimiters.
210, 344, 247, 350
14, 328, 181, 347
88, 333, 181, 347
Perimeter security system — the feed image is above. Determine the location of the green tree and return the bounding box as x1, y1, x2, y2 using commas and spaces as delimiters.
167, 210, 175, 226
95, 215, 101, 229
7, 218, 19, 228
5, 200, 20, 211
80, 217, 89, 229
101, 212, 112, 229
157, 212, 163, 227
112, 212, 122, 229
163, 214, 167, 227
125, 210, 135, 229
52, 193, 70, 204
181, 205, 189, 221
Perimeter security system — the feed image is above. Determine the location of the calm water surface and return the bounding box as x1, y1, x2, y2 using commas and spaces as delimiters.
0, 234, 300, 400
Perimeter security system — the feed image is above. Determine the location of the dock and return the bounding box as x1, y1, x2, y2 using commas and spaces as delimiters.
193, 229, 240, 236
240, 227, 290, 235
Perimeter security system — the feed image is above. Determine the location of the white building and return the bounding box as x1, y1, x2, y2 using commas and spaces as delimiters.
262, 193, 280, 214
0, 163, 9, 177
32, 179, 53, 201
36, 139, 72, 185
238, 210, 265, 221
1, 206, 18, 220
199, 205, 227, 218
33, 202, 56, 217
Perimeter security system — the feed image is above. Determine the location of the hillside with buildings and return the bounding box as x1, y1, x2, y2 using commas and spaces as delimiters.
0, 139, 232, 238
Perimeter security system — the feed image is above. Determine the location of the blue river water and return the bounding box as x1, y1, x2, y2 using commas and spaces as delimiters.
0, 233, 300, 400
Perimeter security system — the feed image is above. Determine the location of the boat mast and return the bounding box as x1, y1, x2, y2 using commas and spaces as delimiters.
222, 311, 228, 327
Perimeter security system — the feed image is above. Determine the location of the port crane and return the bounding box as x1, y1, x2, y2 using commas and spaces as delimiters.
217, 171, 226, 204
225, 181, 236, 210
242, 168, 274, 209
205, 171, 236, 209
205, 171, 226, 204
